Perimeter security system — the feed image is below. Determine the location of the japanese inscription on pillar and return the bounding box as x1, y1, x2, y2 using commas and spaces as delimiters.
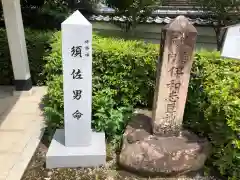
62, 11, 92, 147
152, 16, 197, 136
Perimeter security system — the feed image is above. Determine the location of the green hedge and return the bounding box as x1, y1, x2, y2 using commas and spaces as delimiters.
185, 51, 240, 179
44, 32, 158, 107
0, 29, 54, 85
45, 32, 158, 140
43, 32, 158, 142
42, 32, 240, 179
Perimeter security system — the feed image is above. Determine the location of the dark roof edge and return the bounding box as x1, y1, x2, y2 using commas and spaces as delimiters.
94, 3, 208, 16
90, 3, 217, 26
89, 15, 217, 26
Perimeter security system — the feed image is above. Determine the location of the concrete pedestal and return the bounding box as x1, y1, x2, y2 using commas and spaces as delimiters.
46, 129, 106, 169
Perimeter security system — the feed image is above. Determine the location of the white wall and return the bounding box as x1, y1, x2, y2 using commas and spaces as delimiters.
91, 21, 217, 50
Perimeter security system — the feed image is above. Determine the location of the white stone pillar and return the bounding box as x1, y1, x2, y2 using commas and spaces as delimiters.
46, 10, 106, 169
1, 0, 32, 91
62, 10, 92, 147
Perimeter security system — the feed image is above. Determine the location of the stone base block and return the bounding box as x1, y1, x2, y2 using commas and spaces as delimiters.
119, 109, 211, 177
46, 129, 106, 169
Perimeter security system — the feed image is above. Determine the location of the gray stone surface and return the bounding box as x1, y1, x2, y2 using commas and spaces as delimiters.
46, 129, 106, 169
0, 86, 46, 180
119, 110, 211, 177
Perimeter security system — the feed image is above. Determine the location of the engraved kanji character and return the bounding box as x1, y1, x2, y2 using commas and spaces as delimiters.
71, 69, 83, 79
72, 110, 83, 120
168, 53, 177, 63
167, 80, 181, 93
71, 46, 82, 57
181, 52, 189, 65
166, 102, 176, 113
168, 66, 184, 77
73, 90, 82, 100
163, 112, 176, 122
168, 91, 179, 102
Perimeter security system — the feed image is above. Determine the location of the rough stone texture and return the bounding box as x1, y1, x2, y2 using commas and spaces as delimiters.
152, 16, 198, 136
119, 110, 211, 177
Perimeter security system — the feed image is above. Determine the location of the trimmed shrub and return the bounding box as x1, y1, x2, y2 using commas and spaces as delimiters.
43, 32, 158, 142
43, 32, 240, 179
44, 32, 159, 106
185, 50, 240, 179
0, 29, 53, 85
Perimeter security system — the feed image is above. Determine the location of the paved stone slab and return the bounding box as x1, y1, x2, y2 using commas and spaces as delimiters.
13, 89, 33, 97
0, 86, 46, 180
10, 101, 43, 115
6, 126, 44, 180
0, 86, 13, 99
0, 153, 20, 180
0, 114, 36, 130
0, 97, 18, 116
46, 129, 106, 168
0, 131, 24, 152
15, 87, 46, 102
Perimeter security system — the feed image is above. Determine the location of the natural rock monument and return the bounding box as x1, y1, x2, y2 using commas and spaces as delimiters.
119, 16, 210, 177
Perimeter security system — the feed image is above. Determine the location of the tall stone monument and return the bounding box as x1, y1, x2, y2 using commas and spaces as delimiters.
46, 10, 106, 168
119, 16, 210, 177
152, 16, 197, 136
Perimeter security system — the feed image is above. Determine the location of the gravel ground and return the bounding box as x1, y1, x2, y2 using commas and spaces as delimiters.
21, 134, 223, 180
